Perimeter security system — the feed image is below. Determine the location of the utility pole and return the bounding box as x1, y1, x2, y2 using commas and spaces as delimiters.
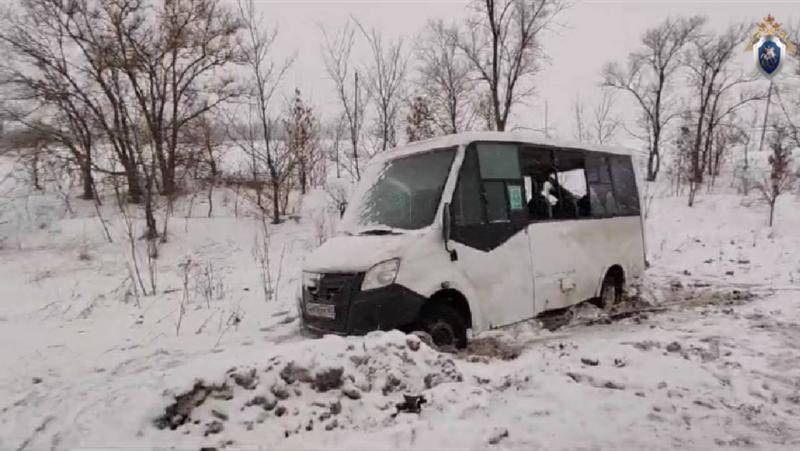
748, 80, 774, 196
544, 100, 550, 138
757, 80, 774, 154
353, 71, 360, 180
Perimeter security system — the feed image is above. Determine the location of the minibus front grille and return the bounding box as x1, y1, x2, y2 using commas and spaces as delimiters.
311, 273, 356, 302
303, 272, 362, 331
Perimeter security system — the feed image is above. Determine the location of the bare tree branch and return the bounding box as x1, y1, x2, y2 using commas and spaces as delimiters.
415, 19, 474, 134
602, 15, 704, 181
321, 22, 369, 179
459, 0, 568, 131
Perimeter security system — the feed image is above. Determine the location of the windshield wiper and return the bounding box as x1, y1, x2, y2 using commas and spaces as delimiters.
357, 228, 402, 236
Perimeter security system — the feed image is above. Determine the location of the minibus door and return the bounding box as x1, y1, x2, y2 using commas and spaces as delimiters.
449, 143, 535, 328
522, 147, 594, 313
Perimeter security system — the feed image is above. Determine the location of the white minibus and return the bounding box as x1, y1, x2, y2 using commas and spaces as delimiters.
299, 131, 645, 348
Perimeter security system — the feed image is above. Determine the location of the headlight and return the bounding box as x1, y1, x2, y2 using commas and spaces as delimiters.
361, 259, 400, 291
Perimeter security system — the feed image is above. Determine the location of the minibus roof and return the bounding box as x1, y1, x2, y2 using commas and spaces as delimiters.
372, 131, 637, 164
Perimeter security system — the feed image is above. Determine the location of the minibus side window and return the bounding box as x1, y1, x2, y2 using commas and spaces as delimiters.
477, 143, 523, 223
520, 147, 591, 221
451, 143, 526, 251
452, 147, 483, 226
452, 143, 524, 226
553, 150, 590, 219
609, 156, 640, 215
586, 154, 618, 217
483, 181, 509, 222
519, 146, 554, 221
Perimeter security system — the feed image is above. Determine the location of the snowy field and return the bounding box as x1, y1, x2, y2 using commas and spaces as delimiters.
1, 152, 800, 450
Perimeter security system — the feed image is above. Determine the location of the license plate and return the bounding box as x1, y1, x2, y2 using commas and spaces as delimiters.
306, 302, 335, 319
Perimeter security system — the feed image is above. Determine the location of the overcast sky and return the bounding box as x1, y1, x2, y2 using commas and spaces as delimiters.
249, 0, 799, 147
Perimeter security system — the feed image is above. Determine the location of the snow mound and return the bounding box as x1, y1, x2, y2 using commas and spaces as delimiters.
152, 331, 464, 446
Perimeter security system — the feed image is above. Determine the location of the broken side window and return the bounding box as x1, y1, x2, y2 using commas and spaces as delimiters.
586, 154, 618, 217
610, 155, 640, 216
519, 146, 554, 222
553, 150, 589, 219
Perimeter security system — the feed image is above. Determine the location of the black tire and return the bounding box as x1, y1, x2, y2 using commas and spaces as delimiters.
596, 272, 623, 309
417, 303, 468, 350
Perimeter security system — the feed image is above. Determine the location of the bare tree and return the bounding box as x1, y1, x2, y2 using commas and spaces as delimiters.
324, 114, 347, 179
2, 0, 244, 207
416, 19, 473, 134
355, 20, 409, 152
0, 128, 51, 191
125, 104, 161, 240
572, 96, 589, 143
115, 182, 155, 297
591, 90, 620, 145
735, 105, 760, 195
573, 91, 619, 144
110, 0, 243, 197
773, 81, 800, 151
757, 123, 795, 227
708, 122, 745, 188
183, 115, 225, 217
235, 0, 294, 223
683, 23, 762, 206
405, 95, 437, 142
0, 3, 98, 200
603, 15, 704, 181
186, 115, 225, 182
459, 0, 567, 132
9, 0, 148, 204
54, 0, 164, 239
668, 113, 693, 196
322, 23, 369, 180
323, 177, 351, 218
253, 210, 275, 303
284, 88, 320, 195
1, 106, 97, 199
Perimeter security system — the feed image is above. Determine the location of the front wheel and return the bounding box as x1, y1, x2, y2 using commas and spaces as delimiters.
416, 303, 468, 350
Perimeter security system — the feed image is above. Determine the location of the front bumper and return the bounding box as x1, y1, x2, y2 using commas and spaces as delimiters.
299, 272, 426, 335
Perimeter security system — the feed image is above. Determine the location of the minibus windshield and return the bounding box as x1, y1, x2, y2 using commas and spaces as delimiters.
339, 147, 456, 234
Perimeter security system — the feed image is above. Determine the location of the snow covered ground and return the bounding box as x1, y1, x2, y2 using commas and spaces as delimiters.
1, 152, 799, 450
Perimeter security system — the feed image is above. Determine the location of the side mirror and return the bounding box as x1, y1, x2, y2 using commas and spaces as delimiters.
442, 203, 457, 261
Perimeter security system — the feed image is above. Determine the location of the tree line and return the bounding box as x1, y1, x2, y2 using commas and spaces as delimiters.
0, 0, 798, 237
0, 0, 568, 234
600, 14, 799, 218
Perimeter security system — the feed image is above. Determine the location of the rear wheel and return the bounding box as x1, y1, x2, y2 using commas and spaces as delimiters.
417, 303, 468, 350
596, 270, 623, 309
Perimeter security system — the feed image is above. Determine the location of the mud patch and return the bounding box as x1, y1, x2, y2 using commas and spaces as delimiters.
462, 336, 522, 361
566, 372, 625, 390
644, 277, 757, 310
153, 381, 232, 430
570, 283, 757, 329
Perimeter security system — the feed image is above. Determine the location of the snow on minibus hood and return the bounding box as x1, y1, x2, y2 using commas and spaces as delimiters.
303, 230, 423, 273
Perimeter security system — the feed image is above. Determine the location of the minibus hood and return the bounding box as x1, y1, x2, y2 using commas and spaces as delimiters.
304, 232, 419, 273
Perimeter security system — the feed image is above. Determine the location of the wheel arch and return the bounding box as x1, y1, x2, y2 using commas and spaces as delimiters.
595, 264, 626, 297
424, 288, 473, 329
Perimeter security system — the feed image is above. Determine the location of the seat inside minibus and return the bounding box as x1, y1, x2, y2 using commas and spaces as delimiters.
521, 147, 589, 220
